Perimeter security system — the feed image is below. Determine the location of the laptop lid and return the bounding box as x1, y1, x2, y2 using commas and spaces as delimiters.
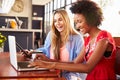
8, 35, 18, 70
8, 35, 48, 71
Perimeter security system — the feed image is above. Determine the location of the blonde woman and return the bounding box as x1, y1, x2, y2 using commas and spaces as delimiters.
35, 10, 85, 80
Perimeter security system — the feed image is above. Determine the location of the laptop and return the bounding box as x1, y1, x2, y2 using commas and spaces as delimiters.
8, 35, 48, 71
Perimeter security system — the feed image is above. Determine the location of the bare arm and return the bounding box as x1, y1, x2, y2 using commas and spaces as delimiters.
74, 46, 85, 63
53, 39, 109, 73
29, 39, 109, 73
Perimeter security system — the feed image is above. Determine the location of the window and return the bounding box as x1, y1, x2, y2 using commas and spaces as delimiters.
50, 0, 53, 12
58, 0, 61, 8
54, 0, 57, 10
61, 0, 65, 7
66, 0, 72, 5
66, 5, 74, 27
72, 0, 77, 3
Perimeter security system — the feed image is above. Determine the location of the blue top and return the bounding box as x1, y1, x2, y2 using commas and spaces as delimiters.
36, 31, 84, 61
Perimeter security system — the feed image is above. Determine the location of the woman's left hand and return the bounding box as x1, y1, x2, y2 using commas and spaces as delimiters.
28, 60, 56, 69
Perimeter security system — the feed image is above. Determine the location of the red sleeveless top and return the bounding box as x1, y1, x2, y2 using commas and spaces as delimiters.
84, 30, 116, 80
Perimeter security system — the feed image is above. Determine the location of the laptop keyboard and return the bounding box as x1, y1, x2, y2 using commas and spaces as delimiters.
18, 61, 34, 68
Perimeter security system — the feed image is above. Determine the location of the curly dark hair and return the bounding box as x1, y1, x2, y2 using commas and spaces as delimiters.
70, 0, 103, 27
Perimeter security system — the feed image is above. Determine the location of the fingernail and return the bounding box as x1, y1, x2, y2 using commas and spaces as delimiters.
27, 65, 31, 67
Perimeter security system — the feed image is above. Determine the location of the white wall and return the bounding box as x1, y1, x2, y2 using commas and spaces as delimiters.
100, 0, 120, 37
0, 0, 32, 29
93, 0, 120, 37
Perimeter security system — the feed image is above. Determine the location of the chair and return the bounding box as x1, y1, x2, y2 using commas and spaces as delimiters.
115, 46, 120, 75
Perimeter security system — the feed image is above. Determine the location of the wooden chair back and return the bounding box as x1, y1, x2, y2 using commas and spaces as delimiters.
115, 46, 120, 75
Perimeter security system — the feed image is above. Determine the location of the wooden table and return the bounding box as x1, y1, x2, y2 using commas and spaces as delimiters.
0, 52, 66, 80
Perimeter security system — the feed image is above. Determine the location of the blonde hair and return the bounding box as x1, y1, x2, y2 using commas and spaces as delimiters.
51, 10, 79, 60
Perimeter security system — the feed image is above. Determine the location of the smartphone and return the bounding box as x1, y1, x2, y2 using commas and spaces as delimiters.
16, 42, 31, 58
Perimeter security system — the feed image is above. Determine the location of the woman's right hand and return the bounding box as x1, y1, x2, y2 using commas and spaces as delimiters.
20, 49, 33, 59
